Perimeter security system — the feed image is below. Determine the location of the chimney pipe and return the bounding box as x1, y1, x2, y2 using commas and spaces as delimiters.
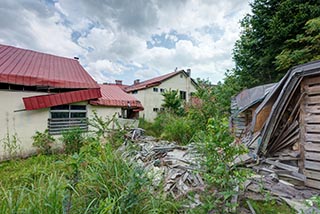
115, 80, 122, 85
186, 68, 191, 77
134, 79, 140, 85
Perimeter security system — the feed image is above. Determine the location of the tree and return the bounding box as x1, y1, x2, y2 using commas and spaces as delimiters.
161, 89, 184, 116
275, 17, 320, 71
233, 0, 320, 88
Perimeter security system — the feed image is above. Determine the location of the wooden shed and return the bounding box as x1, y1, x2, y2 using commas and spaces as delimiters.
242, 60, 320, 189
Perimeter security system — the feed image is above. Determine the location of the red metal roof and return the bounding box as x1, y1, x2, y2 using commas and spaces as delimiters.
90, 84, 143, 110
23, 88, 101, 110
0, 44, 98, 89
125, 70, 195, 92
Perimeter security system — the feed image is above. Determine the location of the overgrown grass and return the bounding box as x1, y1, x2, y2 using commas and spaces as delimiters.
0, 139, 181, 213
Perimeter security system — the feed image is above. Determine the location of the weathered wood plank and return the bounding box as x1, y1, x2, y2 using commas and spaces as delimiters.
305, 179, 320, 189
305, 143, 320, 152
306, 105, 320, 114
265, 159, 299, 172
306, 96, 320, 105
305, 85, 320, 95
305, 152, 320, 161
305, 76, 320, 86
305, 160, 320, 171
306, 124, 320, 133
305, 133, 320, 142
304, 169, 320, 180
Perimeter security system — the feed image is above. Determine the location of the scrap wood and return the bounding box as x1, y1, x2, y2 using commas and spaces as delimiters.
265, 159, 299, 172
246, 201, 256, 214
280, 197, 320, 214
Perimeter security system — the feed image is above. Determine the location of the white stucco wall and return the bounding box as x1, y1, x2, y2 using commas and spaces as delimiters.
88, 105, 139, 129
0, 90, 49, 159
131, 73, 197, 121
0, 90, 140, 160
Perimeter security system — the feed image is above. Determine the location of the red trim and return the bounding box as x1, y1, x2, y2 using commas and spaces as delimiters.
23, 88, 101, 110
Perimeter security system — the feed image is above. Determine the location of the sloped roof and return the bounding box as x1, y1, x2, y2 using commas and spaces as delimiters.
125, 70, 196, 92
90, 84, 143, 110
24, 88, 101, 110
233, 83, 276, 115
0, 44, 98, 89
252, 60, 320, 155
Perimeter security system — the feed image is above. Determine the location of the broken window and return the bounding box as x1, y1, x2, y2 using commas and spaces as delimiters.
180, 91, 186, 100
48, 104, 87, 135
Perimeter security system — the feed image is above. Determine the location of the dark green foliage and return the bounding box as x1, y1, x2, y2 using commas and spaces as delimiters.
275, 17, 320, 71
233, 0, 320, 88
162, 89, 184, 116
32, 130, 56, 155
194, 117, 249, 213
61, 128, 85, 154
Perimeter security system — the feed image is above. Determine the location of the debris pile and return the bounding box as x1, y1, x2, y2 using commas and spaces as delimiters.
119, 131, 204, 206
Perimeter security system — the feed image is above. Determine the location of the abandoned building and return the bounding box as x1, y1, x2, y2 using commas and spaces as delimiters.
232, 60, 320, 189
125, 69, 198, 121
0, 44, 143, 159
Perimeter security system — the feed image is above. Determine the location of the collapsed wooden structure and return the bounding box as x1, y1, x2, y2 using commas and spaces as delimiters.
232, 60, 320, 189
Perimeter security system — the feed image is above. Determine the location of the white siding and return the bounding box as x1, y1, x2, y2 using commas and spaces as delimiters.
131, 73, 197, 121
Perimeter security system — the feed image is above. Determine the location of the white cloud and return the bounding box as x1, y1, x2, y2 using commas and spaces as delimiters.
0, 0, 251, 84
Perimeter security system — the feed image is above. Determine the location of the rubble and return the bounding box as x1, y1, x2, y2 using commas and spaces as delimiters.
119, 130, 205, 207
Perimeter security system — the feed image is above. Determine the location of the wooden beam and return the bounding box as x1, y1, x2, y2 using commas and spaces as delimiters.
305, 179, 320, 189
265, 159, 299, 172
305, 152, 320, 161
305, 160, 320, 171
305, 143, 320, 152
304, 169, 320, 180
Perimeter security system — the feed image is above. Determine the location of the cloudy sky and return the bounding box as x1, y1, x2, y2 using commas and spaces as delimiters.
0, 0, 251, 85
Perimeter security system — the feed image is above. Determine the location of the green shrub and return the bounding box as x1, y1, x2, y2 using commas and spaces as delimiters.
194, 117, 249, 213
61, 128, 85, 154
32, 130, 55, 155
161, 114, 194, 145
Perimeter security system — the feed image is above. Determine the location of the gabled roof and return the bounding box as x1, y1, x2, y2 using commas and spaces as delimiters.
252, 60, 320, 155
0, 44, 98, 89
90, 84, 143, 110
125, 70, 196, 92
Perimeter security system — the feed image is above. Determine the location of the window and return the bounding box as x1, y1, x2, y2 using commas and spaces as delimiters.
132, 90, 138, 94
153, 108, 159, 112
180, 91, 186, 100
48, 105, 87, 135
160, 108, 165, 111
153, 88, 158, 92
160, 88, 165, 93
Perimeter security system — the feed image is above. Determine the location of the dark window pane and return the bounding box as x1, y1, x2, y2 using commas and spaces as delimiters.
51, 112, 69, 118
51, 105, 69, 110
71, 112, 86, 118
71, 105, 86, 110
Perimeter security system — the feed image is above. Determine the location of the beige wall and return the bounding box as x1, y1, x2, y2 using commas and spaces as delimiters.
0, 90, 139, 160
0, 90, 49, 159
88, 105, 139, 129
131, 73, 197, 121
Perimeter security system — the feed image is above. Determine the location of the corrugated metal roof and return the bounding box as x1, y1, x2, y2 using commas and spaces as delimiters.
90, 84, 143, 110
125, 70, 196, 92
23, 88, 101, 110
0, 44, 98, 89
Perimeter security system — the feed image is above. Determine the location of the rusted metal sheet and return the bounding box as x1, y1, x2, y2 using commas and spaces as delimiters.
0, 44, 99, 89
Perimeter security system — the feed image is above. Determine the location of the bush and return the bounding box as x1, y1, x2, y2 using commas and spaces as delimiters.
32, 130, 55, 155
61, 128, 85, 154
161, 114, 194, 145
194, 117, 248, 213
